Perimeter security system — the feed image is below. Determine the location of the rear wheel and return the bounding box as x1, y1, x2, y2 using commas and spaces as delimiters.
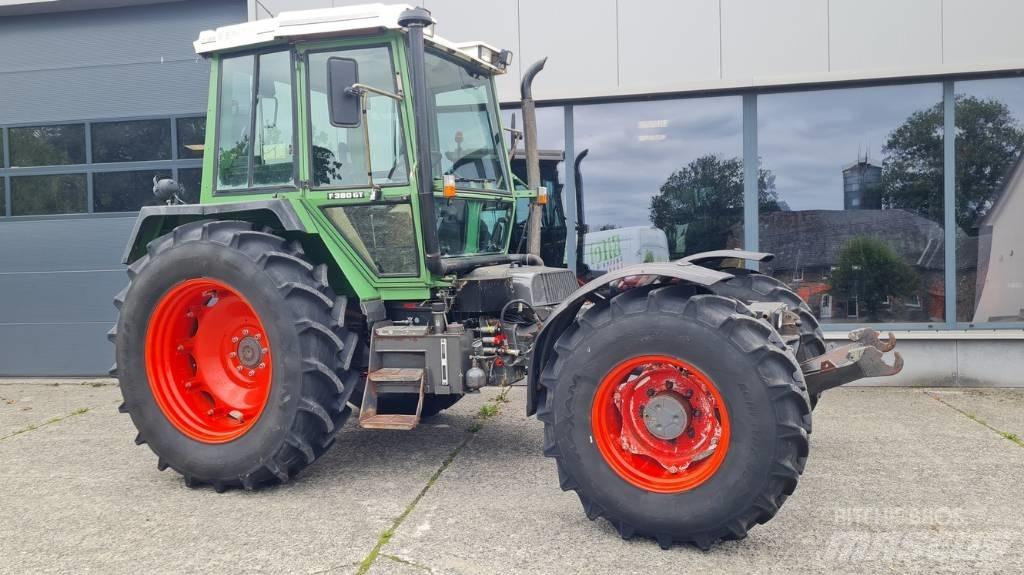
711, 269, 827, 408
109, 220, 359, 490
538, 288, 811, 549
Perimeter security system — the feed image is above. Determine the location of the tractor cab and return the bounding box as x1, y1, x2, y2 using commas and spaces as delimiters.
189, 4, 526, 290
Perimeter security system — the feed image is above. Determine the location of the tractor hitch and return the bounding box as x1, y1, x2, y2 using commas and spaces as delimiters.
801, 328, 904, 397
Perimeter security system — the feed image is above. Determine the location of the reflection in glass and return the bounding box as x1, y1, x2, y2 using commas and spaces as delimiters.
216, 55, 254, 190
573, 96, 744, 275
11, 174, 87, 215
308, 47, 408, 188
91, 119, 171, 163
10, 124, 86, 167
93, 170, 171, 212
177, 168, 202, 204
758, 84, 944, 323
435, 198, 513, 256
323, 203, 418, 274
426, 51, 508, 192
954, 79, 1024, 323
253, 51, 294, 187
502, 106, 567, 263
177, 117, 206, 160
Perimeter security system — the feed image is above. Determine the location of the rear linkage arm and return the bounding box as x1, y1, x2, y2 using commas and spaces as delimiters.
800, 328, 904, 397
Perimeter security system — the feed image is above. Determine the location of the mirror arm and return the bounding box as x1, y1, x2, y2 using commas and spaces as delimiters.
346, 83, 404, 101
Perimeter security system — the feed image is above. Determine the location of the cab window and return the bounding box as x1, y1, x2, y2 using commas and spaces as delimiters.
307, 46, 408, 188
215, 50, 295, 191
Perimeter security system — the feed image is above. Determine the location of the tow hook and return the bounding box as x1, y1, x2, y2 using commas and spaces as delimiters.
801, 328, 904, 397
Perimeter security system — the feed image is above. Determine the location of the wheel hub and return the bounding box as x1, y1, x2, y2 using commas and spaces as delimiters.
592, 355, 730, 493
236, 335, 263, 368
642, 394, 689, 440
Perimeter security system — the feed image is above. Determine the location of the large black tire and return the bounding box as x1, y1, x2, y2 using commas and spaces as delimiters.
710, 269, 827, 408
109, 220, 359, 491
537, 288, 811, 549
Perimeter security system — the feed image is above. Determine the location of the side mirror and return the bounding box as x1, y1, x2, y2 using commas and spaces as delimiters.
328, 57, 361, 128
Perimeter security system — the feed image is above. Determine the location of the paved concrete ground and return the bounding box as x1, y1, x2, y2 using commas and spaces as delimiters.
1, 381, 1021, 575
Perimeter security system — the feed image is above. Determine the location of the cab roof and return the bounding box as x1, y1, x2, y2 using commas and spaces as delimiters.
193, 3, 508, 74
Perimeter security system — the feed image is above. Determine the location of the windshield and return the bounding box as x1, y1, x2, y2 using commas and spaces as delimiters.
436, 198, 513, 256
425, 51, 509, 192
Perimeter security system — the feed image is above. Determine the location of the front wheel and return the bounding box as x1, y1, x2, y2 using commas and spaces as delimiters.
537, 288, 811, 549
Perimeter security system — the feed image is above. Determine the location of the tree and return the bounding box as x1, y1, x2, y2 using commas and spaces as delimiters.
882, 95, 1024, 232
831, 237, 921, 321
649, 155, 779, 257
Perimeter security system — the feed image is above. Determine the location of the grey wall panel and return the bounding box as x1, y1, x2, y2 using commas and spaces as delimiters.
617, 0, 721, 91
0, 323, 113, 376
518, 0, 618, 100
956, 340, 1024, 387
829, 0, 941, 73
0, 216, 134, 376
720, 0, 828, 81
943, 0, 1024, 68
0, 217, 135, 272
0, 0, 244, 124
0, 270, 123, 323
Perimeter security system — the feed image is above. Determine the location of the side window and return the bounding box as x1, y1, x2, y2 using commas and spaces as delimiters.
308, 46, 408, 188
323, 203, 418, 274
216, 56, 253, 190
216, 50, 295, 191
254, 51, 295, 186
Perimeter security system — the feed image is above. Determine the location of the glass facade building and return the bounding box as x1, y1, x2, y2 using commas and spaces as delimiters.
507, 75, 1024, 332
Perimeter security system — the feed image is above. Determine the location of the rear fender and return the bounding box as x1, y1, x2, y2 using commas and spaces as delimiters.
526, 260, 735, 416
121, 200, 307, 264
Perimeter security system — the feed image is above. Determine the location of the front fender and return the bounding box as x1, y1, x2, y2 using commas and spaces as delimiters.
525, 260, 735, 416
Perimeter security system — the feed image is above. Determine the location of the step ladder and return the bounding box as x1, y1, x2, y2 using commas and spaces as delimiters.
358, 367, 425, 430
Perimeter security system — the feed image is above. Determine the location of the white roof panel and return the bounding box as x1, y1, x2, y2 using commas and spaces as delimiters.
193, 3, 506, 74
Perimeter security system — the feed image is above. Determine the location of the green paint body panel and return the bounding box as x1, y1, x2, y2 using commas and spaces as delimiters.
129, 31, 521, 304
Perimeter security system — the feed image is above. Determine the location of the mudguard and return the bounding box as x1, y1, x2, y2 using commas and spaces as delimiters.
121, 199, 307, 264
679, 249, 774, 266
526, 260, 735, 416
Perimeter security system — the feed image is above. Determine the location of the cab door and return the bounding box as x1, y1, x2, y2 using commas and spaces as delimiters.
297, 39, 428, 290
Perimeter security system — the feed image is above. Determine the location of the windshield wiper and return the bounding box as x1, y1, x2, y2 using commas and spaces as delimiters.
436, 175, 496, 185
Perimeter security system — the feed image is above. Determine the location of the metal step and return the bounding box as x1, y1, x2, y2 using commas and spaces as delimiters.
358, 367, 425, 431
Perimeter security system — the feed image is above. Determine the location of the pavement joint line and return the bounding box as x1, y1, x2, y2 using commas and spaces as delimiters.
306, 560, 362, 575
0, 407, 90, 441
355, 386, 513, 575
925, 391, 1024, 448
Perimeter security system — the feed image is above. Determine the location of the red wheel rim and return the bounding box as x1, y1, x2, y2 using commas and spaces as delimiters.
145, 278, 273, 443
592, 355, 730, 493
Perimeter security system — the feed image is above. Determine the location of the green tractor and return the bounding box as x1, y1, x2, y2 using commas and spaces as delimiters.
109, 4, 903, 549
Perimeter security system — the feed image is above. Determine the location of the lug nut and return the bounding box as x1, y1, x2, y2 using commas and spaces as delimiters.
186, 311, 194, 318
692, 409, 701, 418
683, 389, 693, 399
665, 380, 674, 390
258, 362, 265, 369
262, 348, 269, 355
247, 370, 255, 377
242, 329, 249, 336
231, 336, 239, 343
646, 388, 656, 398
687, 427, 695, 438
184, 382, 192, 389
236, 365, 243, 372
254, 333, 261, 340
207, 409, 214, 416
229, 352, 237, 359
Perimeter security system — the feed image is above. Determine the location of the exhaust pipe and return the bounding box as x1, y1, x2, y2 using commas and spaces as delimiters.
521, 58, 547, 262
399, 7, 443, 276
